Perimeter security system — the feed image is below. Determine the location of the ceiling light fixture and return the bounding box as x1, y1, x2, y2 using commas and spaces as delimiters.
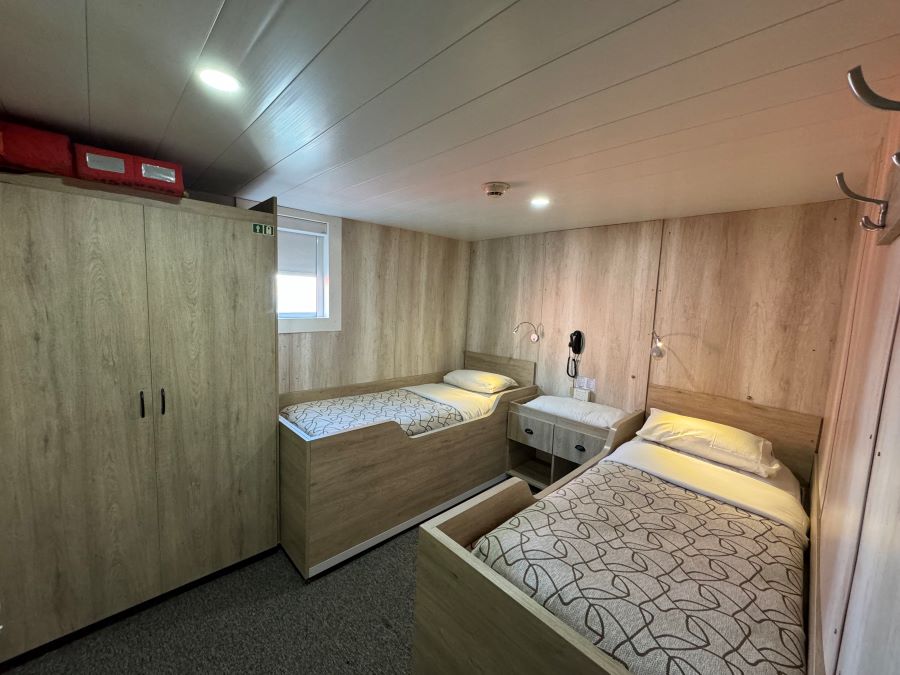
198, 68, 240, 92
530, 195, 550, 208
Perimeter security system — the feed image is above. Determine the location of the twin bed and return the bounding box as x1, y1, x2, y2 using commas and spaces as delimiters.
278, 351, 538, 578
413, 384, 822, 675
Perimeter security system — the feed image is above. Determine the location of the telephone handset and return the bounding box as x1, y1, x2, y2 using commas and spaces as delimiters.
567, 330, 584, 378
568, 330, 584, 355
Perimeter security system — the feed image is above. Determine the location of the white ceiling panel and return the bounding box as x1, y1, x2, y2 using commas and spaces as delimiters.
190, 0, 516, 192
156, 0, 367, 177
264, 0, 838, 199
86, 0, 224, 155
0, 0, 89, 132
320, 11, 900, 208
327, 41, 900, 218
228, 0, 675, 198
1, 0, 898, 239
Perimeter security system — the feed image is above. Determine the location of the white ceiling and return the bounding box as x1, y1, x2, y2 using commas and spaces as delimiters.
1, 0, 899, 240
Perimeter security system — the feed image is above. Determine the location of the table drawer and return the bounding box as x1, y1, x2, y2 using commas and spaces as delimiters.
552, 425, 607, 464
507, 412, 554, 452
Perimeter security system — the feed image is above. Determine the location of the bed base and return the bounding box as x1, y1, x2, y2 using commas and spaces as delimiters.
412, 387, 822, 673
279, 351, 538, 578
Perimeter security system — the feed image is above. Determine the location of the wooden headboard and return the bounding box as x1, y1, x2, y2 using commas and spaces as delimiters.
646, 385, 822, 485
464, 351, 536, 387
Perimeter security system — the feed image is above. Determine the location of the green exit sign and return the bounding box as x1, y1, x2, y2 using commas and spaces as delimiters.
252, 223, 275, 236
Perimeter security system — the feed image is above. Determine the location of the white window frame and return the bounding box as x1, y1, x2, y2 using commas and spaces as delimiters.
276, 206, 341, 333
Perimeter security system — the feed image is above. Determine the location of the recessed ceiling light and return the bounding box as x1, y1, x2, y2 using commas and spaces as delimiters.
530, 195, 550, 208
198, 68, 240, 92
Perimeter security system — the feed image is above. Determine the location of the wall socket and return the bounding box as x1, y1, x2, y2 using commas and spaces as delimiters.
574, 376, 596, 391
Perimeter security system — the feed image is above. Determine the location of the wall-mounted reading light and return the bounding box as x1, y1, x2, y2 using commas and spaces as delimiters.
513, 321, 541, 343
650, 331, 665, 359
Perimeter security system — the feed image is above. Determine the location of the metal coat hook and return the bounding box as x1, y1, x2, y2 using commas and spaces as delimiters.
835, 173, 888, 230
894, 152, 900, 168
847, 66, 900, 111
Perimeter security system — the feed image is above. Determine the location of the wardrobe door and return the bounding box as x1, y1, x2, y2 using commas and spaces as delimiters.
144, 206, 277, 591
0, 184, 159, 660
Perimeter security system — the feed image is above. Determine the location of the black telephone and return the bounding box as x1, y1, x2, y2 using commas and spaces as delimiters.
567, 330, 584, 378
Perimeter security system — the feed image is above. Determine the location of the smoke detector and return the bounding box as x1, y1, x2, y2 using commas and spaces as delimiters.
482, 181, 510, 198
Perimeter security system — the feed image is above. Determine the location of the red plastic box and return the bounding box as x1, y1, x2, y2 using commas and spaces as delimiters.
0, 122, 73, 176
131, 155, 184, 196
74, 144, 136, 185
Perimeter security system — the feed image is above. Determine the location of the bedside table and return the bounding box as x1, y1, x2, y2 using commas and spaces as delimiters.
506, 401, 614, 489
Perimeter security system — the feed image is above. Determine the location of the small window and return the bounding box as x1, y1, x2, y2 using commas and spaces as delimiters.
276, 207, 341, 333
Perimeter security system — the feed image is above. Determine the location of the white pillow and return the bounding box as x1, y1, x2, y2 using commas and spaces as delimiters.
636, 408, 780, 478
443, 369, 517, 394
523, 396, 624, 429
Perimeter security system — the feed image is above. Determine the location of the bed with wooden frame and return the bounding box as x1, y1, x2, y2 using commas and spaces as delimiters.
278, 351, 538, 578
412, 384, 822, 674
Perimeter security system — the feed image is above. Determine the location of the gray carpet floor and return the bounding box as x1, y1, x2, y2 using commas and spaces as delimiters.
8, 529, 419, 674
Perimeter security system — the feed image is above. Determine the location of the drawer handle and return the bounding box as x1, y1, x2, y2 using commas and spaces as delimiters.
575, 444, 586, 452
524, 428, 534, 435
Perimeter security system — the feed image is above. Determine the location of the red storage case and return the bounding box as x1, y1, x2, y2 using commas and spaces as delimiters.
0, 122, 73, 176
74, 144, 136, 185
131, 155, 184, 196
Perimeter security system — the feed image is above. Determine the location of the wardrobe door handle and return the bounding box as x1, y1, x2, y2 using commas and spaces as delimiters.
524, 428, 534, 435
139, 391, 145, 418
160, 388, 166, 415
574, 444, 586, 453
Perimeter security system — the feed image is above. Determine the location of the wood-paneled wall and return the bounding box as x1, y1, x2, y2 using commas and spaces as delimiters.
813, 113, 900, 675
466, 223, 662, 412
278, 219, 469, 392
651, 201, 853, 416
466, 201, 853, 417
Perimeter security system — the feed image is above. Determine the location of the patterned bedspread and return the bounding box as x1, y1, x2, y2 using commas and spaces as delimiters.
280, 388, 464, 438
472, 461, 806, 675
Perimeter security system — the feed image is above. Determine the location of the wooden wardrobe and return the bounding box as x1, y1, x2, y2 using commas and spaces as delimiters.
0, 175, 278, 661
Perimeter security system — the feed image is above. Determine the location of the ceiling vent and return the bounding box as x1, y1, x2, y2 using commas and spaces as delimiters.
482, 181, 510, 198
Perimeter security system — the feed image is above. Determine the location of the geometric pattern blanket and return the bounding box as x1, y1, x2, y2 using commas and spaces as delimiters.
280, 388, 463, 438
473, 460, 806, 675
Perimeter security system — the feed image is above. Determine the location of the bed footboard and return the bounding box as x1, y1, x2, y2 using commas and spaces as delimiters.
412, 479, 629, 674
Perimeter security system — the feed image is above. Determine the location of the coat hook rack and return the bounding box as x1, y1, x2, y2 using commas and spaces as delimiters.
835, 172, 888, 230
847, 66, 900, 111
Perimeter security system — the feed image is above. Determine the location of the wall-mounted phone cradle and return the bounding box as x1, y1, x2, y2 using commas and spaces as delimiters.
567, 330, 584, 378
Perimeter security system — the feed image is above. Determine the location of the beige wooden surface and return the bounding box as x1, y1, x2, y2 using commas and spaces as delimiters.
836, 297, 900, 673
651, 200, 854, 417
0, 184, 160, 660
646, 385, 820, 484
465, 233, 545, 363
279, 424, 310, 574
277, 219, 469, 392
877, 115, 900, 246
507, 411, 554, 451
817, 225, 900, 672
807, 461, 826, 675
145, 206, 278, 592
412, 485, 629, 675
463, 350, 536, 387
0, 172, 271, 223
539, 221, 663, 411
303, 386, 536, 571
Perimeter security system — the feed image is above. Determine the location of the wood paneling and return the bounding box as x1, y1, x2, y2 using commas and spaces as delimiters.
464, 351, 536, 387
651, 200, 854, 416
0, 184, 159, 660
145, 207, 278, 592
467, 202, 852, 421
836, 291, 900, 674
466, 233, 545, 362
647, 385, 821, 484
278, 219, 468, 392
817, 115, 900, 673
539, 221, 662, 411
